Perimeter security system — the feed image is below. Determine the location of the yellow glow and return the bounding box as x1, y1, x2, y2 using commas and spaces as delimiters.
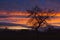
7, 26, 32, 30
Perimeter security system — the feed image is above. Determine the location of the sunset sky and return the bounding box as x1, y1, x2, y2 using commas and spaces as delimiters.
0, 0, 60, 30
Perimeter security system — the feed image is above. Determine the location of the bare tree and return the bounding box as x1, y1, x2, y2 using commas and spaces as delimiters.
26, 6, 56, 31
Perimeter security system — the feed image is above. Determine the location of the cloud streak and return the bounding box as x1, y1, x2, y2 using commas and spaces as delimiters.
0, 22, 33, 28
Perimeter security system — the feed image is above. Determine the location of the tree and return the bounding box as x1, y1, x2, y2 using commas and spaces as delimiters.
26, 6, 56, 31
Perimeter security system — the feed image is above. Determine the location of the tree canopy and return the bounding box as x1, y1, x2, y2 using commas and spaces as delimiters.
26, 6, 56, 31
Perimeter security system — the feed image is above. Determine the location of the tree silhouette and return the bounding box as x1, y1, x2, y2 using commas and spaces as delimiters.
26, 6, 56, 31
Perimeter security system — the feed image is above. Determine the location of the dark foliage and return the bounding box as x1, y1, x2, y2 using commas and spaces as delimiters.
26, 6, 56, 31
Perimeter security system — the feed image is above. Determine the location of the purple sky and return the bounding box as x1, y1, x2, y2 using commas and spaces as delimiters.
0, 0, 60, 12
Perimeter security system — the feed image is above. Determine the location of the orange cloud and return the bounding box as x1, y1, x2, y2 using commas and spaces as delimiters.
0, 11, 60, 29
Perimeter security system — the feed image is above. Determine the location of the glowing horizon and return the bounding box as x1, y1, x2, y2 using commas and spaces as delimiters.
0, 11, 60, 30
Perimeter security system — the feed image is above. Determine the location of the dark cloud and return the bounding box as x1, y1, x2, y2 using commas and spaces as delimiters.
0, 22, 33, 28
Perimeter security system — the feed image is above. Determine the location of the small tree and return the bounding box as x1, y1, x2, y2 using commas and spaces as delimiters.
26, 6, 56, 31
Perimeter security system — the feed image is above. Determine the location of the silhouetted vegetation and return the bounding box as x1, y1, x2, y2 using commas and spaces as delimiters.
0, 29, 60, 40
26, 6, 56, 31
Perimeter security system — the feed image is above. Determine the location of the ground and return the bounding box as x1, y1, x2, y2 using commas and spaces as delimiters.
0, 29, 60, 40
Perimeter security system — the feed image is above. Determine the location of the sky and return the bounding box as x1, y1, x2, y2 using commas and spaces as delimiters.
0, 0, 60, 12
0, 0, 60, 30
